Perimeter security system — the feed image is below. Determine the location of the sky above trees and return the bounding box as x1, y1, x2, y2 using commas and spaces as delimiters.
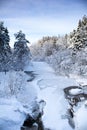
0, 0, 87, 45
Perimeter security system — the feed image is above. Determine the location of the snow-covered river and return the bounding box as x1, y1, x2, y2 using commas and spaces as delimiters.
0, 62, 87, 130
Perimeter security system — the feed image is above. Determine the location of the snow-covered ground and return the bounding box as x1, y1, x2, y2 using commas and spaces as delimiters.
0, 97, 25, 130
0, 70, 37, 130
32, 62, 78, 130
74, 101, 87, 130
0, 62, 87, 130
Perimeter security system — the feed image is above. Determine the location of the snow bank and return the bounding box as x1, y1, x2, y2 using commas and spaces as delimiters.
0, 70, 37, 130
75, 101, 87, 130
0, 97, 25, 130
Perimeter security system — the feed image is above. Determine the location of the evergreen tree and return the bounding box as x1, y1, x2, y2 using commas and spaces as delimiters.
69, 15, 87, 50
0, 21, 11, 71
13, 30, 31, 71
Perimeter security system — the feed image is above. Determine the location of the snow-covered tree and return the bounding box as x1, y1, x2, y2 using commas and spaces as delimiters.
13, 30, 31, 71
0, 21, 12, 71
31, 35, 68, 61
69, 15, 87, 51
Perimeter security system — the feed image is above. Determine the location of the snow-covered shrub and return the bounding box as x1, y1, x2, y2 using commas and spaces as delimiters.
3, 71, 27, 96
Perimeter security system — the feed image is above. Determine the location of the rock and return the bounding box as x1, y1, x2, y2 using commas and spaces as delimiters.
23, 114, 36, 127
64, 85, 87, 129
21, 125, 38, 130
21, 100, 46, 130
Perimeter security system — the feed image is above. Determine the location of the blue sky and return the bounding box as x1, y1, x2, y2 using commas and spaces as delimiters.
0, 0, 87, 45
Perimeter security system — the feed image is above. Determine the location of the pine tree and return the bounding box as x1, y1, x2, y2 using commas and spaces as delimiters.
0, 21, 12, 71
69, 15, 87, 50
13, 30, 31, 71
